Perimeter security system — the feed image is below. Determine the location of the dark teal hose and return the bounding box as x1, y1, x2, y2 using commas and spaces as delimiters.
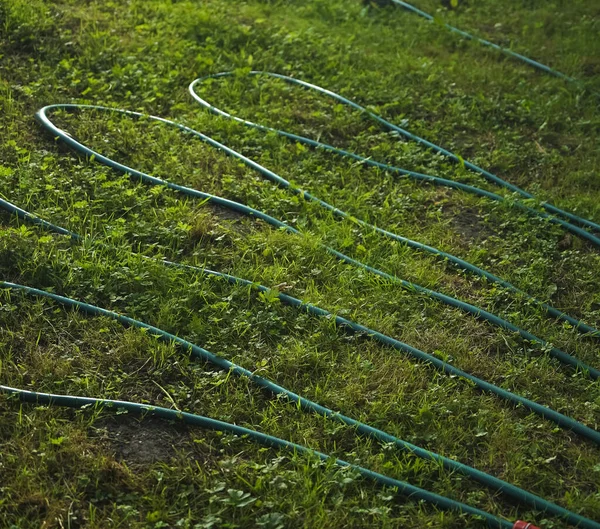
1, 281, 598, 529
34, 104, 600, 380
189, 72, 600, 240
0, 7, 594, 526
0, 198, 79, 239
0, 385, 516, 529
389, 1, 577, 82
1, 198, 599, 450
189, 72, 600, 338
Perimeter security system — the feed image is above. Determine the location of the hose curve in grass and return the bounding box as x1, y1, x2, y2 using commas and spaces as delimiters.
0, 6, 595, 526
34, 104, 600, 380
189, 72, 600, 338
190, 71, 600, 237
1, 281, 598, 529
190, 72, 600, 240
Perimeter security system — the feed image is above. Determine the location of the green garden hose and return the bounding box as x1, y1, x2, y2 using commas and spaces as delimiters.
1, 4, 596, 525
1, 280, 598, 528
189, 72, 600, 240
189, 72, 600, 338
1, 197, 599, 447
2, 97, 595, 528
0, 385, 518, 529
34, 104, 600, 381
388, 1, 577, 82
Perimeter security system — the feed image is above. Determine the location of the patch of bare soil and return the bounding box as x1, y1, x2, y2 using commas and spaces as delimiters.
99, 417, 190, 467
449, 206, 492, 243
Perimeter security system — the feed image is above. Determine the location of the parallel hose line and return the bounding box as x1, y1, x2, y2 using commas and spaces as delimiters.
189, 72, 600, 337
1, 195, 599, 448
389, 1, 577, 82
1, 280, 599, 529
0, 385, 516, 529
35, 104, 600, 380
189, 72, 600, 240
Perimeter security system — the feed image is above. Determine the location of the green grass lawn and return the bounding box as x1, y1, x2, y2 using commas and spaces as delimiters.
1, 0, 599, 527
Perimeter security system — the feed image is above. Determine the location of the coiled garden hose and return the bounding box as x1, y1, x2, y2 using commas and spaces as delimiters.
1, 281, 597, 529
0, 6, 594, 526
388, 1, 576, 83
189, 72, 600, 242
0, 385, 528, 529
189, 72, 600, 338
34, 104, 600, 381
1, 196, 599, 448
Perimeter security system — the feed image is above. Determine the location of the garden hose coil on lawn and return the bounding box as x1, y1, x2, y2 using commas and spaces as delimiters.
2, 115, 600, 526
1, 281, 598, 529
1, 59, 598, 525
33, 104, 600, 383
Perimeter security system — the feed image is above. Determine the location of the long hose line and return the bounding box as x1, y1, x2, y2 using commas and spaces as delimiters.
0, 386, 521, 529
189, 72, 600, 338
35, 104, 600, 380
1, 280, 597, 529
189, 72, 600, 240
388, 1, 578, 83
1, 195, 599, 447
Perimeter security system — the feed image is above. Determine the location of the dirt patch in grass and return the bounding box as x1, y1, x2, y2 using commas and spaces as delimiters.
100, 418, 191, 468
449, 206, 492, 243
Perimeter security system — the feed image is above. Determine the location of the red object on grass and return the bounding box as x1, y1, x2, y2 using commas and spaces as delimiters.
513, 521, 541, 529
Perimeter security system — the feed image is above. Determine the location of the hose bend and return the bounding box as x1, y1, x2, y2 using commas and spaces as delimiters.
189, 72, 600, 239
33, 104, 600, 380
188, 72, 600, 338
